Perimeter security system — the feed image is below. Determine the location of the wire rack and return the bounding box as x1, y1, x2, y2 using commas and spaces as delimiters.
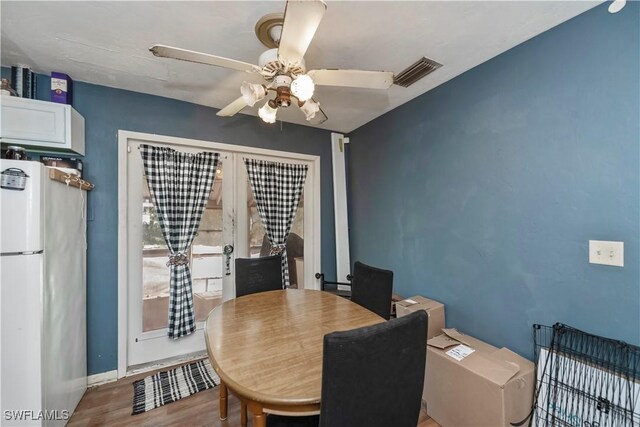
531, 323, 640, 427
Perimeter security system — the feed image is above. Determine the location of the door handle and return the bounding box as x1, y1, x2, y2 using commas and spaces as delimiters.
223, 244, 234, 275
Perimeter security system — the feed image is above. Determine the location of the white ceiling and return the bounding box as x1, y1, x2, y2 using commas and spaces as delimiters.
1, 1, 600, 133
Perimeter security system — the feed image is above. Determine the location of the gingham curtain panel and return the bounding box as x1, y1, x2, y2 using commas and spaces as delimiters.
140, 145, 219, 339
244, 158, 308, 287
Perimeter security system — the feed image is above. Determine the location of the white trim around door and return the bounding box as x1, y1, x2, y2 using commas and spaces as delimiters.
117, 130, 321, 378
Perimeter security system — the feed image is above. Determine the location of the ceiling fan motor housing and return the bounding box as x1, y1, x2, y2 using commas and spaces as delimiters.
273, 75, 292, 87
273, 75, 293, 107
259, 48, 306, 78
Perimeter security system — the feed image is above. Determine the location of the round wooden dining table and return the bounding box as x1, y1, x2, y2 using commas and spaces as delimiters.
204, 288, 384, 427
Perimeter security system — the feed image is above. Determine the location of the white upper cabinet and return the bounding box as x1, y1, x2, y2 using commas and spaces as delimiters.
1, 96, 85, 155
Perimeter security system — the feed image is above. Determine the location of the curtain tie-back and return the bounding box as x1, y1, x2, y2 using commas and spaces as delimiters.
269, 243, 287, 256
166, 252, 189, 267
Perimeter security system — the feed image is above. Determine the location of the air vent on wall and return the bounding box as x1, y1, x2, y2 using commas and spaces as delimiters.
393, 57, 442, 87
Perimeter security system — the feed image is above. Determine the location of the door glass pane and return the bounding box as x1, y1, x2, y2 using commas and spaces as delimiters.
247, 182, 304, 288
191, 162, 224, 323
142, 160, 224, 332
142, 178, 170, 332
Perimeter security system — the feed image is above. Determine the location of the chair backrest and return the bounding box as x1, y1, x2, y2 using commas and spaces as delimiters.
259, 233, 304, 288
350, 261, 393, 320
319, 310, 428, 427
235, 255, 283, 298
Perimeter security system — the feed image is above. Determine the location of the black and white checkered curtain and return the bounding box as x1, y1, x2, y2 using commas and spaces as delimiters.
140, 145, 219, 339
245, 158, 308, 287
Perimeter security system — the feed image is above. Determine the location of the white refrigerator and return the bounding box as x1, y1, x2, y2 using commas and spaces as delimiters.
0, 160, 87, 426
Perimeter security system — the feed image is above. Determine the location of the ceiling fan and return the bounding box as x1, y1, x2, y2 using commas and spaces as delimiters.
150, 0, 394, 125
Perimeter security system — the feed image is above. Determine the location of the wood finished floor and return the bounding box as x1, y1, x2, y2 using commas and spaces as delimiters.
68, 362, 440, 427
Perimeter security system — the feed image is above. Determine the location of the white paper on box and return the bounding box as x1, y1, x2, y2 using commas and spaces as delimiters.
446, 344, 475, 361
51, 77, 68, 91
404, 299, 418, 304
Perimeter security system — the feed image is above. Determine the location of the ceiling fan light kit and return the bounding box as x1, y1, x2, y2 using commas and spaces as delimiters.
290, 74, 315, 102
258, 101, 278, 124
150, 0, 396, 126
300, 99, 320, 121
240, 82, 267, 107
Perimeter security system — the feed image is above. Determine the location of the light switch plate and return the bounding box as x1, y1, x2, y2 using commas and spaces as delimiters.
589, 240, 624, 267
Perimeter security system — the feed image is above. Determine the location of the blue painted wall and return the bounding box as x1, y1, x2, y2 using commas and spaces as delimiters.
2, 68, 337, 375
348, 3, 640, 359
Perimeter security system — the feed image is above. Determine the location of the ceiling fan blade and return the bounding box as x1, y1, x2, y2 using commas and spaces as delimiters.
150, 45, 260, 73
278, 0, 326, 66
307, 69, 394, 89
217, 97, 248, 117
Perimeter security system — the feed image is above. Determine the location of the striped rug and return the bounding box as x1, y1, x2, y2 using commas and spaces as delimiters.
132, 359, 220, 415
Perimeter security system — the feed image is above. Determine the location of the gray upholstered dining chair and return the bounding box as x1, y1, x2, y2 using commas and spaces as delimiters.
235, 255, 283, 298
267, 310, 428, 427
350, 261, 394, 320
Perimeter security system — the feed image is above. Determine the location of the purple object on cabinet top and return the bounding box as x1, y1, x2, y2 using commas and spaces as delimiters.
51, 72, 73, 104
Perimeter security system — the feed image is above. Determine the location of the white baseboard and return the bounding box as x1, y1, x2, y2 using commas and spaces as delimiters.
87, 369, 118, 388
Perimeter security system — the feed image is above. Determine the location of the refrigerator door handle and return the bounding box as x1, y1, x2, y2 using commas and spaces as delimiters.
0, 250, 44, 256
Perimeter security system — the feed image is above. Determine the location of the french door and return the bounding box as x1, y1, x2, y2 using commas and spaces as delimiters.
119, 131, 320, 374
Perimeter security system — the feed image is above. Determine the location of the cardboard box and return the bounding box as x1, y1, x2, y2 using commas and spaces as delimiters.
294, 257, 304, 289
395, 296, 446, 405
395, 296, 445, 340
391, 293, 405, 318
40, 155, 83, 177
51, 72, 73, 104
424, 328, 535, 427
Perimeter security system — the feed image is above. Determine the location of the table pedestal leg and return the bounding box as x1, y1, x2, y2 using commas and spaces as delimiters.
248, 402, 266, 427
240, 401, 247, 427
253, 412, 266, 427
219, 381, 228, 420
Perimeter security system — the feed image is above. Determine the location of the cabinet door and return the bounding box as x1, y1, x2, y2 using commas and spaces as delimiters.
1, 97, 67, 145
